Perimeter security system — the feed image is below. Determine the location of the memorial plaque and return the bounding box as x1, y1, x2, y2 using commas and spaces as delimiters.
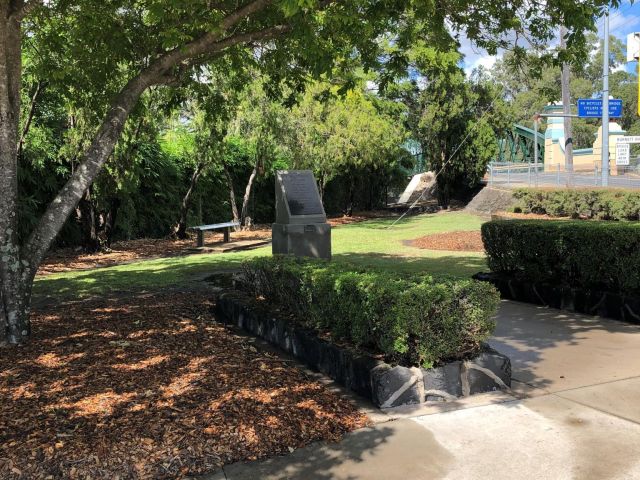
272, 170, 331, 259
280, 173, 325, 216
275, 170, 327, 225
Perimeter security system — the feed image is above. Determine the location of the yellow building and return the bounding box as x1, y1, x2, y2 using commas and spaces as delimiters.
543, 104, 626, 175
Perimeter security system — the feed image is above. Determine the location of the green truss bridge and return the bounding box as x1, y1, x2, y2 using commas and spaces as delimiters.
496, 124, 545, 164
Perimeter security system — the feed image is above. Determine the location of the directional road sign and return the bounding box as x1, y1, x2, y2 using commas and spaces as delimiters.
577, 98, 623, 118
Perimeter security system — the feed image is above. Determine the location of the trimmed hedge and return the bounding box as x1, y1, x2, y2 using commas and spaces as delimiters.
482, 220, 640, 295
512, 188, 640, 221
241, 256, 499, 369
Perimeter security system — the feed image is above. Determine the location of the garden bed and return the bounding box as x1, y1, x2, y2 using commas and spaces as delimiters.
406, 231, 484, 252
215, 256, 512, 408
216, 293, 511, 408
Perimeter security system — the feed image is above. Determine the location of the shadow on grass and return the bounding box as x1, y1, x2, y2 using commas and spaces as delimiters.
331, 252, 487, 278
33, 254, 250, 302
34, 250, 488, 304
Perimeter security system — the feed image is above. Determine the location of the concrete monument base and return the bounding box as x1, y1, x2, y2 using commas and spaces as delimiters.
272, 222, 331, 260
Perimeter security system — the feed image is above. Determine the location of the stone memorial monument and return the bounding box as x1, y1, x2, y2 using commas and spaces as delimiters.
272, 170, 331, 259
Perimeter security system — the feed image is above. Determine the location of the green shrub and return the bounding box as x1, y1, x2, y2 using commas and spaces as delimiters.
241, 256, 499, 368
482, 220, 640, 295
512, 188, 640, 221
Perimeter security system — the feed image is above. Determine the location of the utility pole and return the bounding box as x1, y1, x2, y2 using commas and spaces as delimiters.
560, 25, 573, 170
602, 7, 610, 187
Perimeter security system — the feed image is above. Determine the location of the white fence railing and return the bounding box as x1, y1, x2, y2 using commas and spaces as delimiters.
487, 161, 640, 189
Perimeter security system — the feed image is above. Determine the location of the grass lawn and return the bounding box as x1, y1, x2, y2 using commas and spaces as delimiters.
34, 211, 486, 301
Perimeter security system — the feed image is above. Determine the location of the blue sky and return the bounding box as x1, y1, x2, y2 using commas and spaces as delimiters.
462, 1, 640, 75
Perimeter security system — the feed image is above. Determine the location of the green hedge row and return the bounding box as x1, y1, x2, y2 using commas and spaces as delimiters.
241, 256, 499, 369
512, 188, 640, 221
482, 220, 640, 295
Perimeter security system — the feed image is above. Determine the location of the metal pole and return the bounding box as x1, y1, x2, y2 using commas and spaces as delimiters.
602, 7, 610, 187
534, 117, 540, 187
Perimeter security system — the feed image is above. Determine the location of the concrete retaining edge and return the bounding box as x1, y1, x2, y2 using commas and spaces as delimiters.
474, 272, 640, 324
216, 293, 512, 409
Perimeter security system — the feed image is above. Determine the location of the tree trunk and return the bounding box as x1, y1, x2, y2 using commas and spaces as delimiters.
240, 159, 259, 228
78, 187, 100, 253
0, 7, 32, 344
17, 80, 42, 158
222, 161, 240, 230
103, 197, 121, 248
174, 162, 205, 239
346, 175, 355, 217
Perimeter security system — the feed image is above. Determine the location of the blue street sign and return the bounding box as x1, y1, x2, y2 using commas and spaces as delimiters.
577, 98, 623, 118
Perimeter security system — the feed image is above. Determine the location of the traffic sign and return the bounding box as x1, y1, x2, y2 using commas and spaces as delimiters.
616, 143, 630, 166
577, 98, 623, 118
617, 136, 640, 143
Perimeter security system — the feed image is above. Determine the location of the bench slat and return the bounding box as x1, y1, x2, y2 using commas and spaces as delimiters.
190, 221, 239, 231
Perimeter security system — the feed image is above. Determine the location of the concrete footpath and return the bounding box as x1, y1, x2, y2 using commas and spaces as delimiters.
205, 301, 640, 480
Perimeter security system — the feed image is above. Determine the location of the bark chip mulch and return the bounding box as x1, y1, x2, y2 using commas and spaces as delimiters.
0, 292, 369, 479
407, 230, 485, 252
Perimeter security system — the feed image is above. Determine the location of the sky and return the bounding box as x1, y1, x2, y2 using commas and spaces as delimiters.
461, 1, 640, 76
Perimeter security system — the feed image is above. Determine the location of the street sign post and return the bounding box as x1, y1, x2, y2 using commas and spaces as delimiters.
577, 98, 622, 118
616, 143, 630, 166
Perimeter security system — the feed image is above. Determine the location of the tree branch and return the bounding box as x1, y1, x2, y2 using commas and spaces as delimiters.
23, 2, 290, 268
9, 0, 41, 22
17, 80, 43, 155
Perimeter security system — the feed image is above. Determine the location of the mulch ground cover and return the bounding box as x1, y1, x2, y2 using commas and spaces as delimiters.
407, 230, 485, 252
0, 291, 369, 479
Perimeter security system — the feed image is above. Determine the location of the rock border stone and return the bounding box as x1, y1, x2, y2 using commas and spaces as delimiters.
474, 272, 640, 324
216, 293, 511, 409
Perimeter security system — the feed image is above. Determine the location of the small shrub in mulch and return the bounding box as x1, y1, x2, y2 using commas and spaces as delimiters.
407, 231, 484, 252
0, 292, 368, 479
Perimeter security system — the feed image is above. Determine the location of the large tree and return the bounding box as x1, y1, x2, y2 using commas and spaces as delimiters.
0, 0, 615, 343
288, 81, 408, 210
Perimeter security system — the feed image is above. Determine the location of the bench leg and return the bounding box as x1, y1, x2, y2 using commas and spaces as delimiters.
223, 227, 230, 243
197, 230, 204, 247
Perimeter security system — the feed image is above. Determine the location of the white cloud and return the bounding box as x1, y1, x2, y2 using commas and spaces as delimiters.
465, 54, 499, 75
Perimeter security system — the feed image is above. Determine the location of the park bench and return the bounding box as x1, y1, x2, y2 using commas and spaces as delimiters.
189, 221, 240, 247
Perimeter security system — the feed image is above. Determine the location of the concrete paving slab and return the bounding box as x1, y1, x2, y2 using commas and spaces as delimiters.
223, 419, 454, 480
488, 300, 640, 393
557, 376, 640, 424
223, 394, 640, 480
412, 395, 640, 480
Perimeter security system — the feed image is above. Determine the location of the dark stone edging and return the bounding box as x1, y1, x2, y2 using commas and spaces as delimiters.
473, 272, 640, 324
215, 293, 511, 409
